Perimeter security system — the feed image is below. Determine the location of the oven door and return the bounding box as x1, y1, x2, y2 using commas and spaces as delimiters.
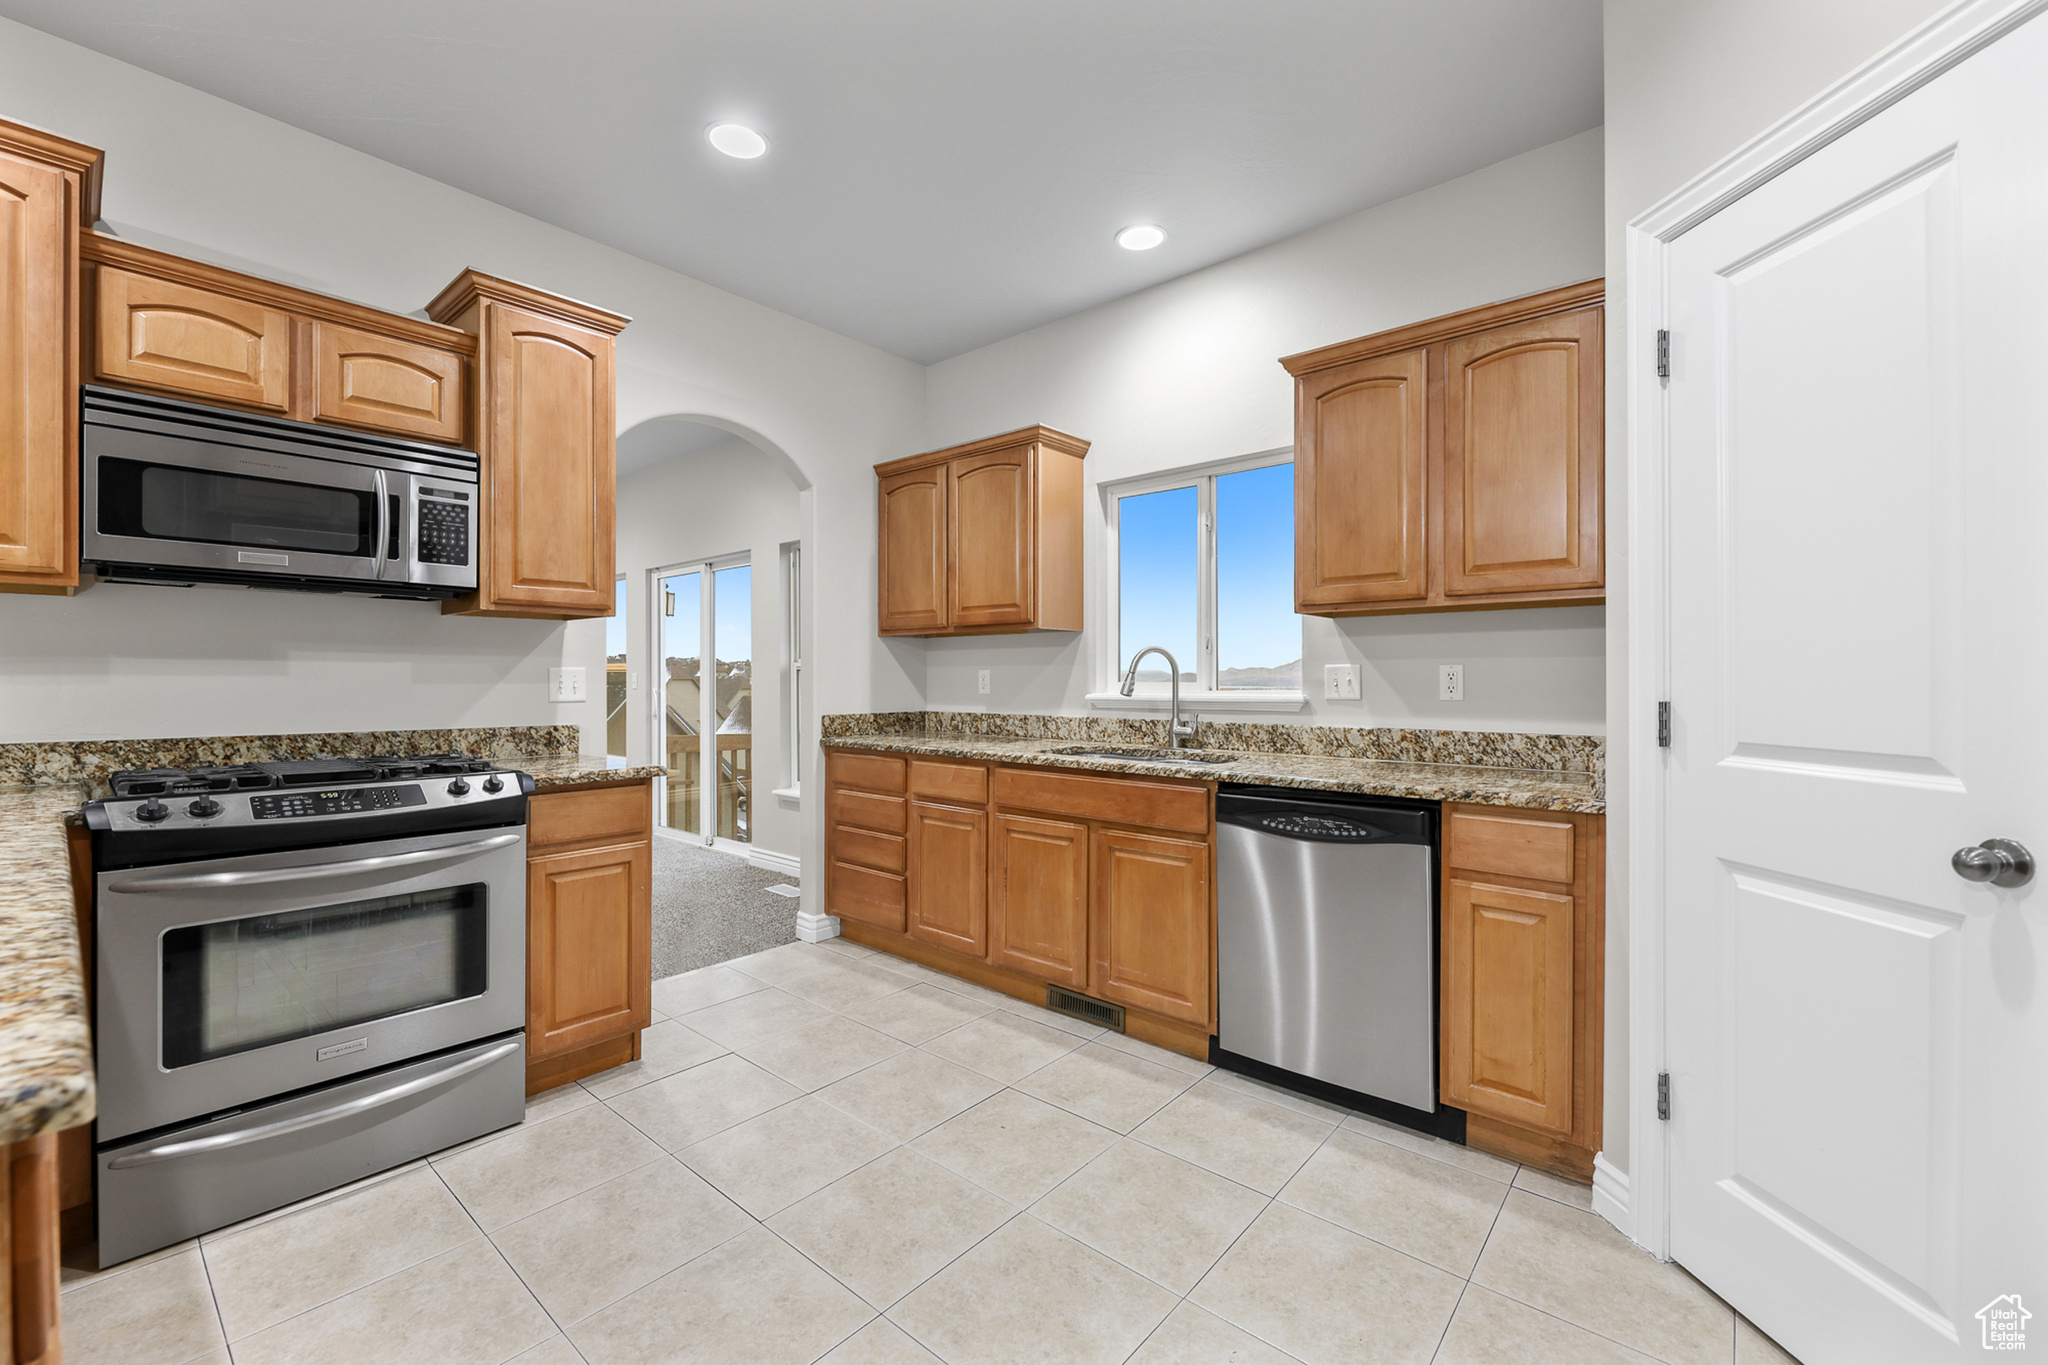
83, 420, 392, 585
95, 827, 526, 1143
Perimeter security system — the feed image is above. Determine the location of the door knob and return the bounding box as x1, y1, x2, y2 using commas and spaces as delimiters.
1951, 838, 2034, 888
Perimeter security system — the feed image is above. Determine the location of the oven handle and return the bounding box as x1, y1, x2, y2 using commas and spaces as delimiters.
104, 1039, 521, 1170
104, 832, 523, 893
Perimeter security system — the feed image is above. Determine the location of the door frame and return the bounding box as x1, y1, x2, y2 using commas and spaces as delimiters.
649, 549, 752, 850
1619, 0, 2046, 1257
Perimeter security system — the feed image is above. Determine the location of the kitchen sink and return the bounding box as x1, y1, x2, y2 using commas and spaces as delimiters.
1048, 746, 1238, 766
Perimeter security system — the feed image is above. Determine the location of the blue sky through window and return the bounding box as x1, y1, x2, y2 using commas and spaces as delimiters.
1118, 485, 1197, 681
1217, 464, 1302, 687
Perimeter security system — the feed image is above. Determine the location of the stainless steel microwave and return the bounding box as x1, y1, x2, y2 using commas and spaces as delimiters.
81, 385, 479, 598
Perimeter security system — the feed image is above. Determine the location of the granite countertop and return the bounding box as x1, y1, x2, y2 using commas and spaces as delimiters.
0, 785, 95, 1144
822, 733, 1604, 814
516, 756, 663, 789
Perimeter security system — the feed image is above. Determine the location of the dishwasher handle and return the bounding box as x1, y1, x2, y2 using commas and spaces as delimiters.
1215, 788, 1435, 845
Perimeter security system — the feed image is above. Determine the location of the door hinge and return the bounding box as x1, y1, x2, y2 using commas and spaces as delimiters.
1657, 701, 1672, 748
1656, 329, 1671, 379
1657, 1071, 1671, 1121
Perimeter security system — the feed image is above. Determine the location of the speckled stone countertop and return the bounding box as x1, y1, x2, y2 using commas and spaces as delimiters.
0, 786, 95, 1143
822, 713, 1603, 814
519, 756, 664, 789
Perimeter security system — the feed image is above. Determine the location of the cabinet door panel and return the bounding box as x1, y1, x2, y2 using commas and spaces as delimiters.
1441, 877, 1574, 1134
0, 149, 73, 582
1295, 346, 1428, 608
907, 800, 987, 956
1442, 308, 1602, 595
314, 321, 464, 444
1091, 829, 1211, 1026
95, 266, 290, 410
485, 305, 614, 613
528, 841, 651, 1061
878, 467, 948, 633
948, 447, 1034, 627
990, 814, 1088, 987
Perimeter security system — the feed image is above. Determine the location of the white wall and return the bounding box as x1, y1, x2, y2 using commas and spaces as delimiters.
1598, 0, 1954, 1181
0, 17, 926, 789
614, 427, 806, 860
921, 130, 1608, 734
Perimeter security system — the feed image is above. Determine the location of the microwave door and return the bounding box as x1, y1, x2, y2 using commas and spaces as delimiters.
85, 424, 385, 583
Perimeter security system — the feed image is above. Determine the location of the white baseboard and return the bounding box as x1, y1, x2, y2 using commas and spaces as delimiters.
794, 909, 840, 942
1592, 1153, 1633, 1242
746, 846, 801, 878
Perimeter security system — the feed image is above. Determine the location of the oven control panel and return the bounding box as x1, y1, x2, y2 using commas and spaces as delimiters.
250, 786, 429, 820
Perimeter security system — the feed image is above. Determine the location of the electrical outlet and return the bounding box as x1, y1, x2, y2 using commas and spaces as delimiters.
977, 669, 991, 695
549, 666, 587, 703
1438, 664, 1464, 702
1323, 664, 1360, 700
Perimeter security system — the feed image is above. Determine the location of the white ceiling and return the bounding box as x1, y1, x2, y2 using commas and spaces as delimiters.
2, 1, 1602, 362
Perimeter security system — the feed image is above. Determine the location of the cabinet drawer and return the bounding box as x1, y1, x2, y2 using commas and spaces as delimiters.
909, 759, 987, 805
830, 860, 906, 932
829, 787, 908, 834
832, 824, 905, 874
529, 781, 651, 850
1446, 808, 1575, 884
828, 751, 907, 794
992, 767, 1209, 835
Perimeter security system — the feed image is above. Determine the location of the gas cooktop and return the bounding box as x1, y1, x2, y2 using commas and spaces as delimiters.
106, 754, 498, 798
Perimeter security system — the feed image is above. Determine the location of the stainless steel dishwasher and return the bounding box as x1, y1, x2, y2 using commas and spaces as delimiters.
1215, 785, 1447, 1129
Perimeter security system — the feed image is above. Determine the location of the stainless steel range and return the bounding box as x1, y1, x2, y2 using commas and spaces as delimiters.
85, 755, 533, 1265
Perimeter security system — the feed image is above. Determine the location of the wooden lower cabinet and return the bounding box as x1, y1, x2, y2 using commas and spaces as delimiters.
825, 752, 1215, 1059
524, 780, 653, 1093
989, 814, 1089, 988
1439, 802, 1603, 1178
906, 800, 987, 956
1, 1132, 61, 1365
1091, 829, 1212, 1027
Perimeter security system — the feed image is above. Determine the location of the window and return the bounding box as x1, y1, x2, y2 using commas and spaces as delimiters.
780, 540, 803, 795
653, 554, 753, 846
606, 576, 628, 758
1104, 450, 1302, 699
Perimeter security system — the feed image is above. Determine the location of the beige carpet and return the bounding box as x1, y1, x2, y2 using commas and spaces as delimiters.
649, 834, 800, 977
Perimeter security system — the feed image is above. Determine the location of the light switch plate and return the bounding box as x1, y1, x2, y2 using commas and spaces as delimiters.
1323, 664, 1360, 700
549, 666, 587, 703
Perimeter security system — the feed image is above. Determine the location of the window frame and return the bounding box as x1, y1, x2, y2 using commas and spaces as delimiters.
1093, 446, 1306, 712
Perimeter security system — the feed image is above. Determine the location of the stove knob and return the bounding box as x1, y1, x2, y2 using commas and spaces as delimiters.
186, 797, 223, 820
135, 799, 171, 823
447, 778, 471, 797
481, 775, 504, 794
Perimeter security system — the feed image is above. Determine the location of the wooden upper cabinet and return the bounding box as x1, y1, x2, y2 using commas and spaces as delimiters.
95, 267, 291, 411
428, 270, 628, 619
1090, 828, 1212, 1027
1443, 309, 1602, 596
1295, 346, 1428, 608
0, 120, 100, 594
1282, 280, 1604, 616
313, 321, 464, 444
878, 466, 949, 632
81, 234, 476, 442
874, 427, 1086, 637
949, 447, 1033, 628
990, 813, 1089, 988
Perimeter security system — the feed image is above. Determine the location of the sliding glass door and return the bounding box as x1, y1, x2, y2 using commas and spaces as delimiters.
654, 554, 753, 845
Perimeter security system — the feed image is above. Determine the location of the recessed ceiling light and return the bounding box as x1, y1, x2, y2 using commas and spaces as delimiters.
1115, 224, 1166, 251
707, 123, 768, 159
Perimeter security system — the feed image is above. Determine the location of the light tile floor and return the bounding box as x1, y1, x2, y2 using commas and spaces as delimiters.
61, 938, 1804, 1365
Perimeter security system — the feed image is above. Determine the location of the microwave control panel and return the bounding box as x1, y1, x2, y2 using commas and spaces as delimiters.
417, 494, 471, 566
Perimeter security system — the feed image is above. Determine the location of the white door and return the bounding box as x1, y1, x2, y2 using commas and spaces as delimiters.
1663, 15, 2047, 1365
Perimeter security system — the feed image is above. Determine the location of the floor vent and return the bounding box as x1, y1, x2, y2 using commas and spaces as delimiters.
1045, 986, 1125, 1032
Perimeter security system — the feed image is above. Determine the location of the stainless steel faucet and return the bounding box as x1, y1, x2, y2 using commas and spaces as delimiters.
1119, 646, 1197, 748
